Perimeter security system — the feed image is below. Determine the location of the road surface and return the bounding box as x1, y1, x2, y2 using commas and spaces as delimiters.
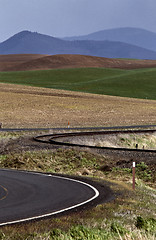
0, 169, 100, 226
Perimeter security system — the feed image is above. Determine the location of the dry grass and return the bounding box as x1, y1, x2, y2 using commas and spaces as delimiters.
0, 83, 156, 128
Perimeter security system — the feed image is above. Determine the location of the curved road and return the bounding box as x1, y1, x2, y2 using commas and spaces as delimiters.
0, 169, 100, 226
0, 125, 155, 226
0, 124, 156, 132
34, 129, 156, 153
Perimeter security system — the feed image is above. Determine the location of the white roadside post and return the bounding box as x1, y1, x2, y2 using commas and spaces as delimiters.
133, 162, 136, 190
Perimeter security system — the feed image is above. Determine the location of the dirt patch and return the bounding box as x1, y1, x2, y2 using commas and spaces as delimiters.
1, 54, 156, 71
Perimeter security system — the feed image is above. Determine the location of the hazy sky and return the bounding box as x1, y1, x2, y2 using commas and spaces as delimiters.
1, 0, 156, 42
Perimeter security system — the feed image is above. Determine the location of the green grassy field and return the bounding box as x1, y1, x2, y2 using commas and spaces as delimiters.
0, 67, 156, 100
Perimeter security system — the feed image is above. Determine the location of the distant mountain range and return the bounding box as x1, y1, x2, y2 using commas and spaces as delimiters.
63, 27, 156, 52
1, 28, 156, 59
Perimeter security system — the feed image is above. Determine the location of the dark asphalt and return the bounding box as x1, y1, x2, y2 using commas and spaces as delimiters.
0, 169, 100, 226
0, 124, 156, 132
0, 125, 155, 226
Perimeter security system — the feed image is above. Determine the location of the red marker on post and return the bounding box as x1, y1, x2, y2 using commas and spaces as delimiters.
133, 162, 135, 190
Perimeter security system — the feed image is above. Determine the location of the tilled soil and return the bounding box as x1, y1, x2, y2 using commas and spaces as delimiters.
2, 54, 156, 71
0, 83, 156, 128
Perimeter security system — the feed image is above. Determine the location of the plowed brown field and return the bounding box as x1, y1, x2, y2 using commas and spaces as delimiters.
1, 54, 156, 71
0, 83, 155, 128
0, 54, 48, 71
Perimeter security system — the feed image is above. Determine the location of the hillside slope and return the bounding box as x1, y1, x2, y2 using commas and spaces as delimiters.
2, 54, 156, 72
0, 54, 48, 71
1, 31, 156, 59
0, 68, 156, 100
0, 83, 155, 128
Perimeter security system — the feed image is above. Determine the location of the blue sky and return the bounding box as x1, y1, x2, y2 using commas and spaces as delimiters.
1, 0, 156, 41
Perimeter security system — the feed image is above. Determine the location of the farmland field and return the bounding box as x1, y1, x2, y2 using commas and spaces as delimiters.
0, 67, 156, 100
0, 83, 155, 128
0, 62, 156, 239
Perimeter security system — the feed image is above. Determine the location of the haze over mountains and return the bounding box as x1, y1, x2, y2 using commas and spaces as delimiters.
0, 27, 156, 60
64, 27, 156, 52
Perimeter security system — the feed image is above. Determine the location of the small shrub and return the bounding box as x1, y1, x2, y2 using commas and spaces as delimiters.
50, 228, 64, 238
0, 232, 5, 240
136, 162, 152, 181
110, 221, 127, 235
137, 162, 148, 171
70, 225, 91, 239
136, 216, 156, 233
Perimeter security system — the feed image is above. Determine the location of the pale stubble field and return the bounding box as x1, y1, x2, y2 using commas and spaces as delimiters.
0, 83, 155, 128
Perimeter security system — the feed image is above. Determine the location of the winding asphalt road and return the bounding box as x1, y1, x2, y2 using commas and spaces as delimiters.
0, 169, 101, 226
1, 125, 155, 226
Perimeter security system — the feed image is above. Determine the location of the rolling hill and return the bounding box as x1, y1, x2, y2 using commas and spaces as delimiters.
0, 67, 156, 100
1, 82, 155, 128
1, 54, 156, 72
1, 30, 156, 59
0, 54, 48, 71
63, 27, 156, 52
